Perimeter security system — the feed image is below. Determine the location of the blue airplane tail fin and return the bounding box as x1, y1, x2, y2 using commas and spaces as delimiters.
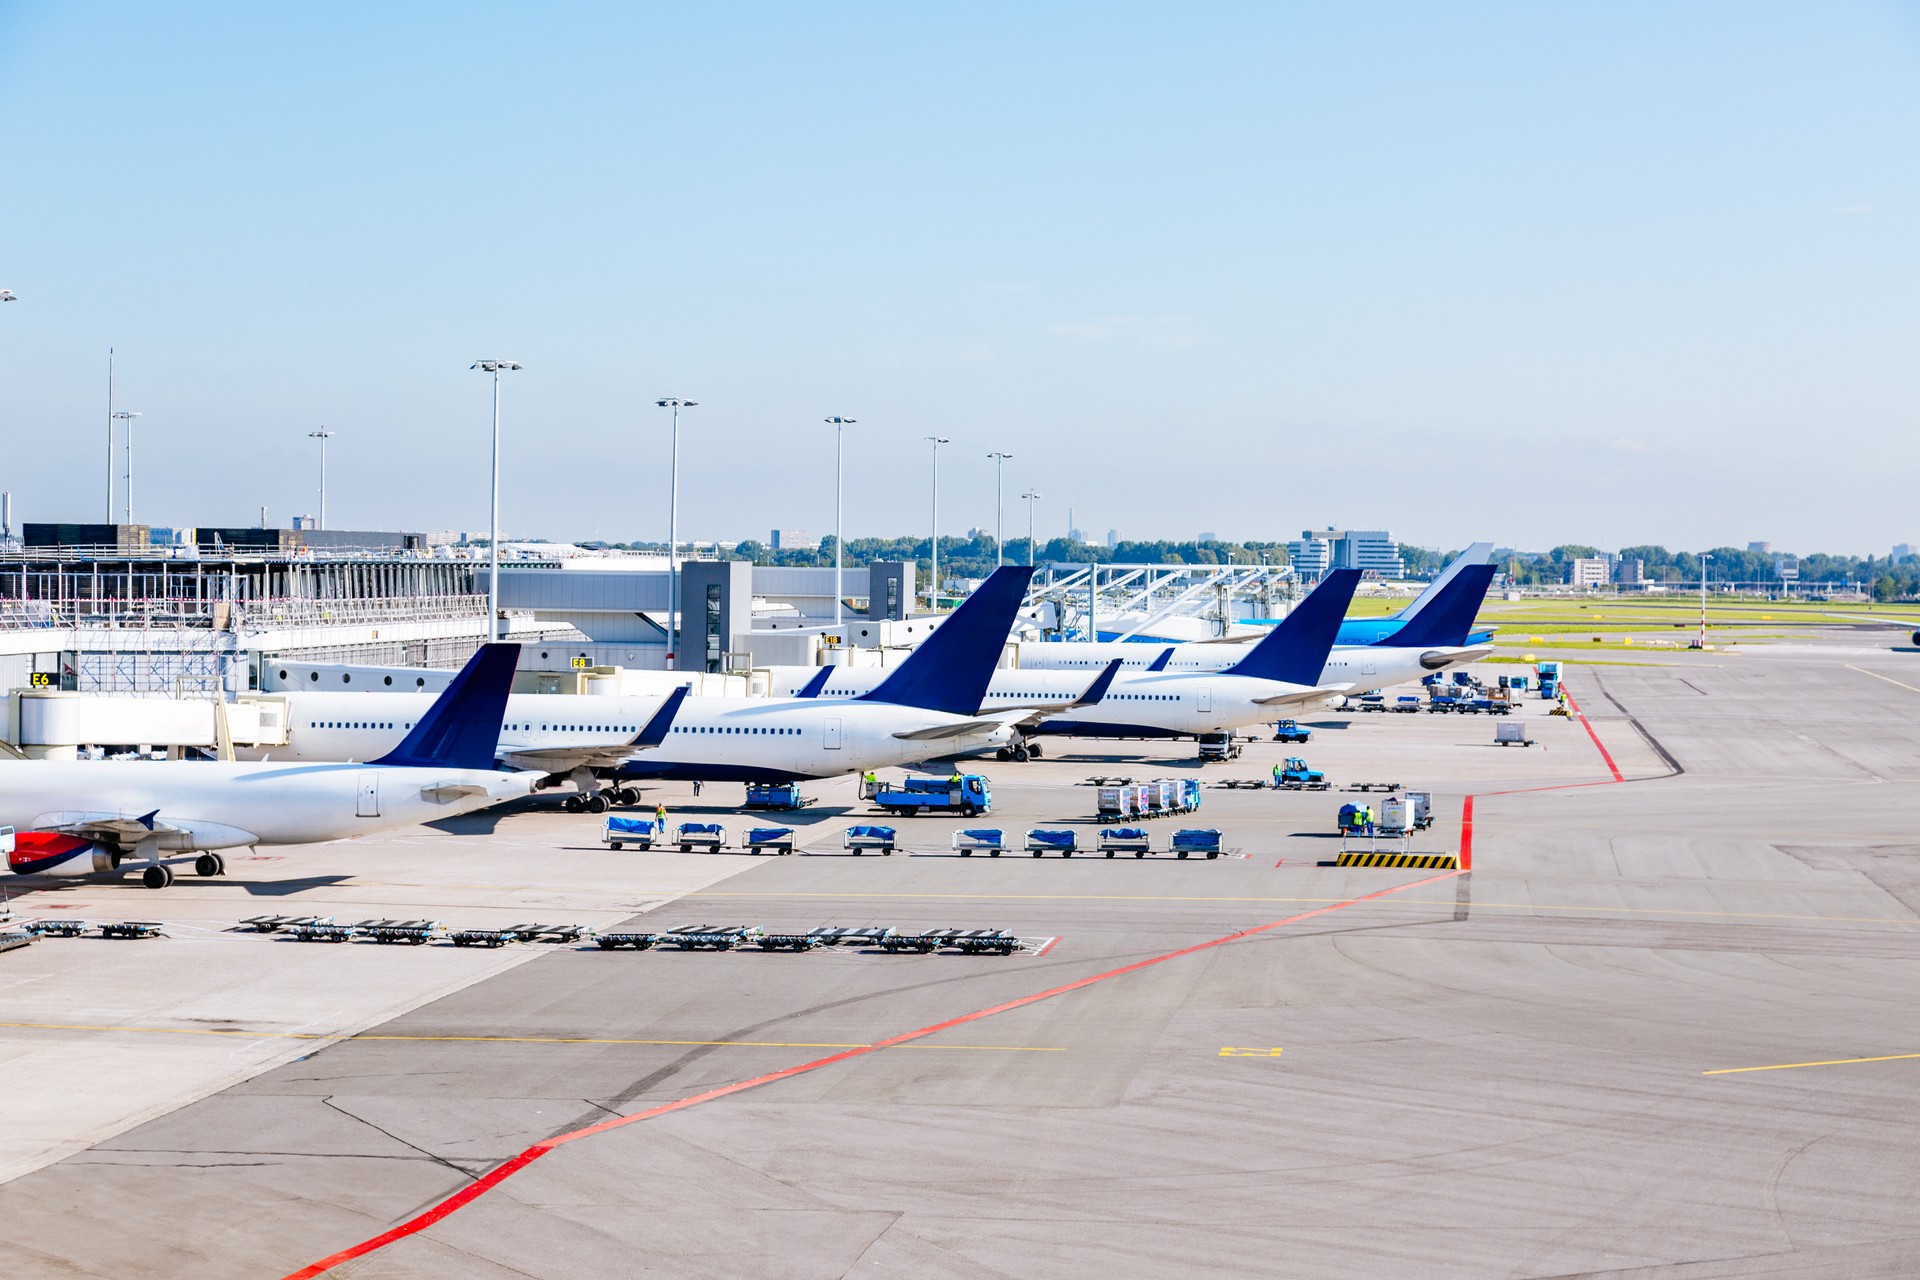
858, 566, 1035, 716
1224, 570, 1360, 685
795, 667, 834, 698
372, 643, 519, 770
1379, 563, 1496, 647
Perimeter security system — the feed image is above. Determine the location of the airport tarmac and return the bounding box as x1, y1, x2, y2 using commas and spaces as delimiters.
6, 633, 1920, 1277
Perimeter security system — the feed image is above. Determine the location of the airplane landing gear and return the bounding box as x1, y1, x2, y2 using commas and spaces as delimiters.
194, 853, 226, 877
142, 864, 174, 889
586, 793, 610, 814
563, 794, 585, 813
613, 787, 640, 806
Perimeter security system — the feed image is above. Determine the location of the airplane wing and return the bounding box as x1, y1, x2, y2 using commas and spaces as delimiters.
1252, 684, 1352, 708
37, 810, 188, 844
892, 716, 1017, 742
420, 783, 493, 803
495, 685, 690, 772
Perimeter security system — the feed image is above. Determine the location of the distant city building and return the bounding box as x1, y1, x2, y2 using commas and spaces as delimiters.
1295, 527, 1403, 577
1568, 556, 1612, 588
1105, 529, 1118, 549
1068, 527, 1085, 544
770, 529, 817, 551
1894, 544, 1914, 561
1747, 541, 1771, 554
1613, 557, 1645, 586
1197, 531, 1217, 543
1287, 535, 1332, 578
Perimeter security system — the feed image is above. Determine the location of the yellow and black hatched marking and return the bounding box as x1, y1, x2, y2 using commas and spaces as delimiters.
1335, 852, 1460, 869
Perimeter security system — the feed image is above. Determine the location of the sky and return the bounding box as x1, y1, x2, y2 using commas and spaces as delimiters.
1, 2, 1915, 554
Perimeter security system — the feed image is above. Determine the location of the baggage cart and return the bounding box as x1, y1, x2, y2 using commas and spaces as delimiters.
1098, 827, 1152, 858
290, 922, 358, 943
1025, 828, 1078, 858
843, 824, 897, 855
752, 931, 822, 952
604, 815, 658, 850
745, 826, 797, 855
594, 932, 657, 950
1179, 779, 1204, 813
100, 920, 166, 940
807, 925, 893, 948
450, 929, 512, 947
675, 822, 726, 853
951, 828, 1006, 857
22, 918, 91, 938
1495, 721, 1535, 747
1170, 828, 1223, 860
1096, 785, 1128, 819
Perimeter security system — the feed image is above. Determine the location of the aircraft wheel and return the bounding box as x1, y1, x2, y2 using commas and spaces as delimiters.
194, 854, 220, 877
618, 787, 641, 806
1028, 743, 1043, 758
587, 793, 610, 814
563, 794, 585, 813
142, 865, 173, 889
1012, 746, 1030, 762
996, 748, 1012, 761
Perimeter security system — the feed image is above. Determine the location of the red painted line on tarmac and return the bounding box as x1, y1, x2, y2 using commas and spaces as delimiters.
1032, 935, 1061, 958
1455, 680, 1630, 872
1562, 689, 1624, 783
1458, 795, 1474, 871
280, 868, 1464, 1278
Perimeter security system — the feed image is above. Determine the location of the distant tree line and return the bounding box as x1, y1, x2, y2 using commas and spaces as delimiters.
1499, 545, 1920, 600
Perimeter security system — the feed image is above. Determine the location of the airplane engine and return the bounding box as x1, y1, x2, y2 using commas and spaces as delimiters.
1911, 630, 1919, 648
7, 833, 116, 877
1419, 649, 1453, 670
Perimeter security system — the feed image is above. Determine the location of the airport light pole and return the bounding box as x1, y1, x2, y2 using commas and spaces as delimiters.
826, 416, 855, 628
105, 350, 116, 523
113, 411, 142, 525
988, 451, 1012, 567
1021, 488, 1040, 567
657, 397, 698, 667
925, 436, 949, 610
471, 360, 522, 642
308, 429, 334, 531
1697, 552, 1712, 649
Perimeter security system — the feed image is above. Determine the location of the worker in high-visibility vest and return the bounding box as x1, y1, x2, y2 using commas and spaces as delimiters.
653, 803, 667, 838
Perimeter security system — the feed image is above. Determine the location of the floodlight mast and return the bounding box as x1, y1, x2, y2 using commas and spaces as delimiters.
471, 360, 523, 640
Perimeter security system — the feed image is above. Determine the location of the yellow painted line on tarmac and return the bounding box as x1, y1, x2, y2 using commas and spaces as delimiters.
1704, 1051, 1920, 1076
690, 889, 1918, 926
0, 1021, 1060, 1052
1846, 665, 1920, 696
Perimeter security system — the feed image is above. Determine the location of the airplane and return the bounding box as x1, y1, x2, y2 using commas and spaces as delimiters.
859, 562, 1498, 693
242, 566, 1041, 796
3, 643, 538, 889
1328, 542, 1495, 646
789, 569, 1363, 756
603, 564, 1046, 786
244, 685, 692, 813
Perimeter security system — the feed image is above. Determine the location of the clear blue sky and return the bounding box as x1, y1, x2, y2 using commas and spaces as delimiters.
2, 2, 1915, 553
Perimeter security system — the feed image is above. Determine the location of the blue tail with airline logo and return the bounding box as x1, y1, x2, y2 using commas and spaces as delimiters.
372, 642, 520, 770
1223, 569, 1361, 685
1376, 563, 1496, 648
858, 566, 1035, 717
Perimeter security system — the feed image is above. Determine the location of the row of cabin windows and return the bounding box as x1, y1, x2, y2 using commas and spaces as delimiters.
673, 725, 800, 735
313, 721, 406, 729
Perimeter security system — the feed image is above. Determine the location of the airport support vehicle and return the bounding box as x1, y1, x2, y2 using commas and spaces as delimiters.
1537, 662, 1562, 698
744, 782, 809, 811
869, 773, 991, 817
2, 644, 536, 888
1198, 732, 1241, 762
1272, 719, 1311, 743
1276, 758, 1327, 789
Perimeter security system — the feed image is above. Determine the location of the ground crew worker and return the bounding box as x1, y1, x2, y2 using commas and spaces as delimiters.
1271, 761, 1283, 787
653, 803, 667, 838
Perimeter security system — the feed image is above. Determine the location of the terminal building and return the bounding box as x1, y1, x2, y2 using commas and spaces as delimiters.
1287, 528, 1404, 579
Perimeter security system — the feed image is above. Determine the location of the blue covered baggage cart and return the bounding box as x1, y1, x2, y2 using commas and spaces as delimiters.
1171, 828, 1223, 860
1025, 828, 1078, 858
604, 815, 658, 850
1098, 827, 1153, 858
950, 828, 1006, 857
675, 822, 727, 853
843, 824, 897, 855
745, 826, 796, 855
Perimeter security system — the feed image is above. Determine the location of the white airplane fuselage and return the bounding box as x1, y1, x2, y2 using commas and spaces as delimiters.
1, 759, 534, 877
246, 691, 1006, 783
980, 642, 1488, 689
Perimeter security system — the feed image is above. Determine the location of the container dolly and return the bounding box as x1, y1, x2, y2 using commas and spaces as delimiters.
843, 825, 898, 855
675, 822, 727, 854
1098, 827, 1153, 858
1024, 828, 1078, 858
1170, 829, 1224, 860
951, 828, 1006, 857
745, 827, 797, 856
